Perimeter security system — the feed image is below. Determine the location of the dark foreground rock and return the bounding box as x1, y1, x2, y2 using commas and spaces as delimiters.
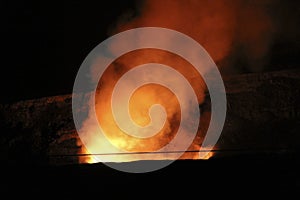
0, 69, 300, 165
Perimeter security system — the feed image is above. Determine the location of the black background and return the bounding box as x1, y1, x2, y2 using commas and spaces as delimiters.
1, 0, 300, 104
1, 0, 300, 196
1, 0, 137, 103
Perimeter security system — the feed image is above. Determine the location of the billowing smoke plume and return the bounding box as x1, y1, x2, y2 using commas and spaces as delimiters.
78, 0, 290, 163
110, 0, 282, 74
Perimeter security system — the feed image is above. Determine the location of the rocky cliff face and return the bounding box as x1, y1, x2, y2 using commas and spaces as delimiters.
1, 69, 299, 166
218, 69, 300, 156
0, 95, 77, 165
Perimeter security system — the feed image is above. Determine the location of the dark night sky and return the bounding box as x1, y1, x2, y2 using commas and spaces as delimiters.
1, 0, 300, 103
1, 0, 137, 103
1, 1, 300, 194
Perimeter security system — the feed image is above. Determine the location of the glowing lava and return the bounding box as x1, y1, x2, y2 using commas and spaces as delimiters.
77, 49, 214, 164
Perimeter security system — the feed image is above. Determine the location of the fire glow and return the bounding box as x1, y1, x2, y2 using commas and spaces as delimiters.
76, 0, 277, 164
78, 49, 212, 163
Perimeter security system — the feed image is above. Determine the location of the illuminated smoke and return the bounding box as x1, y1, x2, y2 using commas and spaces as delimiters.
110, 0, 279, 73
78, 0, 283, 163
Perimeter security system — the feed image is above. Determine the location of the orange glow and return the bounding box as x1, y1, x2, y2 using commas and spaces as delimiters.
78, 49, 214, 163
77, 0, 277, 163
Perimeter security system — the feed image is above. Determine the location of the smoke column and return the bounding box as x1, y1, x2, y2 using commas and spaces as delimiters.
109, 0, 283, 74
